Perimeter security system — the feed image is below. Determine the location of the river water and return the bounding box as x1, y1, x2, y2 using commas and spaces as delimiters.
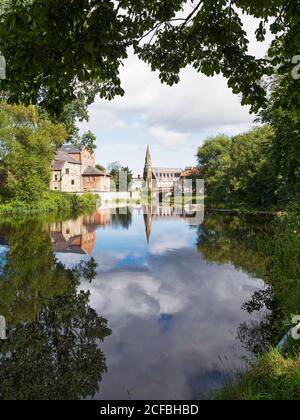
0, 207, 270, 400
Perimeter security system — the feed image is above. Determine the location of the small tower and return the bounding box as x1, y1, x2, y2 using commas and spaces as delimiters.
143, 145, 153, 193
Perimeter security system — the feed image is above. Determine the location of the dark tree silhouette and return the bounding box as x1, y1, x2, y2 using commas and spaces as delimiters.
0, 220, 111, 400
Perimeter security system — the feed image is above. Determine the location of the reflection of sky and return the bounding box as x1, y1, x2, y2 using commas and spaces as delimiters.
0, 245, 8, 275
56, 211, 265, 400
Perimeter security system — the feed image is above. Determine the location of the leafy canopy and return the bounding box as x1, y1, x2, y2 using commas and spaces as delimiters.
198, 126, 280, 208
0, 103, 67, 202
0, 1, 299, 116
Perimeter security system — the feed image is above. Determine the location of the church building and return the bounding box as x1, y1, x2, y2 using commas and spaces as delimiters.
143, 145, 182, 192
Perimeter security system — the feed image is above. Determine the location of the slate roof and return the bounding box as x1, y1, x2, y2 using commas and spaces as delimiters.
55, 151, 81, 165
59, 144, 81, 154
82, 166, 107, 176
52, 160, 66, 171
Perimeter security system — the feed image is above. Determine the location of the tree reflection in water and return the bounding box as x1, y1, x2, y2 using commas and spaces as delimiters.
197, 212, 282, 355
0, 221, 111, 400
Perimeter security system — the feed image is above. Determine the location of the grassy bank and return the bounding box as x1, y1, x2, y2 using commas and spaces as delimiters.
0, 191, 98, 218
211, 351, 300, 400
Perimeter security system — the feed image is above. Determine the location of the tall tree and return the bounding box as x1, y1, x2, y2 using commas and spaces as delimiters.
109, 164, 133, 192
228, 126, 277, 207
0, 103, 66, 202
197, 135, 232, 204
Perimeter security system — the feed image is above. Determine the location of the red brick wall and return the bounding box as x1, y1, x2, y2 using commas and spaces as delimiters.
83, 176, 101, 192
81, 149, 95, 167
99, 176, 110, 192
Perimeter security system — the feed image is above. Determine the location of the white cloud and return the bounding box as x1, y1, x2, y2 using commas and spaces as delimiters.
78, 15, 273, 174
150, 126, 191, 146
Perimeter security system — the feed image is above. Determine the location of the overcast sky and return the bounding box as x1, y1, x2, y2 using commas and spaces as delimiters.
78, 15, 273, 176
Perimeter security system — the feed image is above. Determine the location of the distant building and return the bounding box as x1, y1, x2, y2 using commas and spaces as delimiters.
180, 167, 202, 193
180, 167, 201, 179
143, 145, 182, 192
130, 175, 143, 191
50, 144, 110, 193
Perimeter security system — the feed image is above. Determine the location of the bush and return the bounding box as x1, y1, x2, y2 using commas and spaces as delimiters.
0, 192, 97, 217
211, 351, 300, 400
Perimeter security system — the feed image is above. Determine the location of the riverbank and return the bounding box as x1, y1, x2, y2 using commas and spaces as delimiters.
211, 351, 300, 400
0, 191, 98, 218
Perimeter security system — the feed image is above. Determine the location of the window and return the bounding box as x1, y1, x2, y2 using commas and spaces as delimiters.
66, 168, 70, 175
71, 180, 75, 186
55, 175, 58, 181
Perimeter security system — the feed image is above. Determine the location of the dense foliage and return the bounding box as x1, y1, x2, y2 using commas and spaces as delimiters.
198, 126, 282, 208
212, 350, 300, 400
0, 1, 299, 117
108, 162, 133, 191
0, 103, 66, 202
0, 103, 98, 214
0, 191, 98, 217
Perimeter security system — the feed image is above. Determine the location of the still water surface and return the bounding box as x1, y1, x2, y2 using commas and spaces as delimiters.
0, 207, 270, 400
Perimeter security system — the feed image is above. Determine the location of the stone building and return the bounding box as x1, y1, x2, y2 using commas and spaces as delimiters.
130, 175, 143, 192
143, 145, 182, 192
50, 144, 110, 193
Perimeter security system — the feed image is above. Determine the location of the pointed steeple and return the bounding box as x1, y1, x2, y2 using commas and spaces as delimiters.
145, 144, 152, 166
143, 145, 153, 193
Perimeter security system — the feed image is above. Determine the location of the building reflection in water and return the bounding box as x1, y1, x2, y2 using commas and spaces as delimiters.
143, 205, 200, 244
44, 209, 111, 256
45, 206, 201, 254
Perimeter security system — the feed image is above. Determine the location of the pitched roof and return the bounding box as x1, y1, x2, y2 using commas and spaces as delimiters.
52, 160, 66, 171
180, 168, 202, 178
59, 144, 81, 154
55, 151, 81, 165
82, 166, 105, 176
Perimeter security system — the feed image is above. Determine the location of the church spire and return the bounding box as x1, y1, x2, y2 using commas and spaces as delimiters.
145, 144, 152, 165
143, 145, 153, 194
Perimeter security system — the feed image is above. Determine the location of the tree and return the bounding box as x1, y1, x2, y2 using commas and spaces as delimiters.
74, 130, 97, 154
260, 80, 300, 204
0, 103, 67, 202
95, 164, 106, 173
228, 126, 278, 207
197, 135, 232, 204
0, 1, 299, 116
109, 164, 133, 192
197, 127, 279, 208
